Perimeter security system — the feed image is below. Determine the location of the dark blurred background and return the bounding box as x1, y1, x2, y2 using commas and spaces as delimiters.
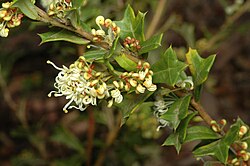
0, 0, 250, 165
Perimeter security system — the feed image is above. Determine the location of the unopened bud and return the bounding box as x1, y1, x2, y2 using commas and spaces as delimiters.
96, 15, 105, 26
239, 125, 248, 137
231, 158, 238, 164
129, 79, 137, 87
211, 124, 220, 133
241, 142, 248, 150
220, 119, 227, 126
113, 81, 120, 88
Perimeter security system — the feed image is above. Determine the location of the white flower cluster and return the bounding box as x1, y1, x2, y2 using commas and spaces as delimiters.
91, 15, 120, 46
47, 0, 72, 17
48, 58, 157, 113
154, 98, 174, 131
119, 61, 157, 93
0, 2, 23, 37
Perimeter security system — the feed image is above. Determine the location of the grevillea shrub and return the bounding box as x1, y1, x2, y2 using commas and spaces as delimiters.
1, 0, 250, 165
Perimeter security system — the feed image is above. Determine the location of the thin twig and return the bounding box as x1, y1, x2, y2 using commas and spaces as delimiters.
94, 111, 122, 166
146, 0, 167, 38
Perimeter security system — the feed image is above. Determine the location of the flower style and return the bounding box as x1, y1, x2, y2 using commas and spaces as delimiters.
0, 2, 24, 37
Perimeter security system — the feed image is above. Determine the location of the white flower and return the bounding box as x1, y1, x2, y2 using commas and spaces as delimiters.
147, 84, 157, 91
0, 27, 9, 37
136, 84, 146, 93
111, 89, 123, 103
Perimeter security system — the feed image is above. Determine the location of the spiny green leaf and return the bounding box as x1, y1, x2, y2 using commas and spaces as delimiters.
186, 48, 216, 86
13, 0, 39, 20
116, 91, 154, 126
185, 126, 221, 143
162, 112, 196, 153
114, 53, 137, 71
193, 140, 229, 164
193, 118, 244, 164
115, 5, 145, 41
160, 95, 192, 130
138, 33, 163, 55
162, 133, 182, 153
38, 29, 90, 45
152, 46, 188, 86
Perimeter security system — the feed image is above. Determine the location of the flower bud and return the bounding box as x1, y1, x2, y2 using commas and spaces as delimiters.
241, 142, 248, 150
220, 119, 227, 126
0, 10, 7, 18
113, 81, 120, 88
96, 29, 105, 36
136, 84, 146, 93
107, 99, 113, 108
129, 79, 137, 87
239, 125, 248, 137
104, 18, 112, 27
2, 2, 12, 9
95, 15, 105, 26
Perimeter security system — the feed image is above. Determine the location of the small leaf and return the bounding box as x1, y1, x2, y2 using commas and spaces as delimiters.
38, 29, 90, 45
115, 53, 137, 71
186, 48, 216, 86
116, 91, 154, 126
138, 33, 163, 55
115, 5, 145, 41
160, 95, 191, 130
13, 0, 39, 20
185, 126, 221, 143
162, 133, 182, 153
194, 84, 203, 102
162, 112, 196, 153
193, 140, 229, 164
83, 50, 108, 61
152, 46, 188, 86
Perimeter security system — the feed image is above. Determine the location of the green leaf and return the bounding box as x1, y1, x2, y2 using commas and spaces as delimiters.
115, 53, 138, 71
194, 84, 203, 102
193, 140, 229, 164
162, 112, 196, 153
160, 95, 191, 130
115, 5, 145, 41
72, 0, 86, 8
152, 46, 188, 86
38, 29, 90, 45
138, 33, 163, 55
185, 126, 221, 143
13, 0, 39, 20
116, 91, 154, 126
162, 133, 182, 153
186, 48, 216, 86
193, 118, 244, 163
51, 126, 85, 155
83, 50, 109, 61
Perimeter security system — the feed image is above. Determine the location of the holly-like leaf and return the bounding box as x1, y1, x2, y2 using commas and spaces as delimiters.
83, 50, 109, 61
38, 29, 90, 45
186, 48, 216, 86
160, 95, 191, 130
162, 112, 196, 153
152, 46, 188, 86
185, 126, 221, 143
138, 33, 163, 55
13, 0, 39, 20
115, 5, 145, 41
193, 140, 229, 164
116, 91, 154, 126
193, 118, 243, 164
114, 53, 137, 71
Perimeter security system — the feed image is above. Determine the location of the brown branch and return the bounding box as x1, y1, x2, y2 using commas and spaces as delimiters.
94, 112, 122, 166
86, 107, 95, 166
190, 98, 213, 125
146, 0, 167, 38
